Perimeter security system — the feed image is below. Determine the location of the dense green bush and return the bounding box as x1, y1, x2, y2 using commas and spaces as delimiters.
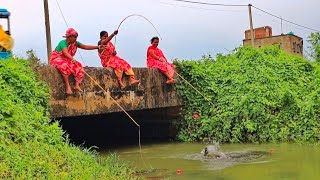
0, 58, 136, 179
174, 46, 320, 143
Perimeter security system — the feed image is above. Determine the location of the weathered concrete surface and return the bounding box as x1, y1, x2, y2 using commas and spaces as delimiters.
37, 66, 183, 118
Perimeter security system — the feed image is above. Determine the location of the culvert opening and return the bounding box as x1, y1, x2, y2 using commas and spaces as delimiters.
57, 107, 182, 149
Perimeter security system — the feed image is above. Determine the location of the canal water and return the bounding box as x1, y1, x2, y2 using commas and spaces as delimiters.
59, 111, 320, 179
102, 143, 320, 180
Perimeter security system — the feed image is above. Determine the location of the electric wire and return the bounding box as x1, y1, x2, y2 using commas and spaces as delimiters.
252, 5, 320, 32
168, 0, 319, 32
158, 1, 246, 12
171, 0, 247, 7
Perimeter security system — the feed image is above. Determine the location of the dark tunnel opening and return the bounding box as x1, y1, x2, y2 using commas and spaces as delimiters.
57, 107, 182, 150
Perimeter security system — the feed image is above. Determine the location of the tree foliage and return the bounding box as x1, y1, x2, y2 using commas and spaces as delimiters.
307, 32, 320, 62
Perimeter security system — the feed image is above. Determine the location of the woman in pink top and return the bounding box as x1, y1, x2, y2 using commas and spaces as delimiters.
98, 30, 140, 89
50, 28, 100, 94
147, 37, 175, 84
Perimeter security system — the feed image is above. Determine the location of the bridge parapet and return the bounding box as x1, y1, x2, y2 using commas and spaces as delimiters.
37, 66, 183, 118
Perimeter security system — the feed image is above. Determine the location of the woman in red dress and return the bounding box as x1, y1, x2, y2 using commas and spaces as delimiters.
98, 30, 140, 89
147, 37, 175, 84
50, 28, 100, 94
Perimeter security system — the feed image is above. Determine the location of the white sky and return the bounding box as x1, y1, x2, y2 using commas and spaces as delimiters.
1, 0, 319, 67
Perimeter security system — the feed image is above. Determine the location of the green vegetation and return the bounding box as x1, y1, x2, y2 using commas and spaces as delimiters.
308, 32, 320, 62
174, 46, 320, 143
0, 58, 137, 179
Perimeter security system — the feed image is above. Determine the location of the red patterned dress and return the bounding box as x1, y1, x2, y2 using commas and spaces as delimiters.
98, 42, 134, 78
50, 40, 84, 82
147, 46, 175, 77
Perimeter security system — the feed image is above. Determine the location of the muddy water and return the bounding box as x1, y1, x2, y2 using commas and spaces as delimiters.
102, 143, 320, 180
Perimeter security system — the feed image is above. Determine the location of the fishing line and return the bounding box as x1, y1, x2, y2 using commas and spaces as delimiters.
105, 12, 250, 171
55, 0, 86, 66
54, 1, 148, 172
174, 69, 254, 149
99, 13, 164, 172
77, 64, 151, 173
55, 0, 141, 132
84, 66, 153, 176
174, 71, 214, 106
115, 14, 240, 155
114, 14, 214, 106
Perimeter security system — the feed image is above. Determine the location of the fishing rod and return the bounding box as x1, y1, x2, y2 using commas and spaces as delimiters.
114, 14, 213, 105
54, 0, 143, 150
54, 1, 152, 173
114, 14, 162, 48
117, 14, 162, 39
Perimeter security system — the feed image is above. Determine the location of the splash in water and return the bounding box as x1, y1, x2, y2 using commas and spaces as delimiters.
200, 141, 227, 159
182, 141, 272, 170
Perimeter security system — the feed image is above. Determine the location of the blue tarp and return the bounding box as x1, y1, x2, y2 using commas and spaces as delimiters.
0, 52, 11, 60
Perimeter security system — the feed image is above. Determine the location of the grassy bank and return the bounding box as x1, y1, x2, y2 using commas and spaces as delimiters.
0, 58, 137, 179
174, 46, 320, 143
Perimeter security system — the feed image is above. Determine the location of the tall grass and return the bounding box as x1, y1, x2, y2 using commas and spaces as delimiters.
0, 58, 138, 179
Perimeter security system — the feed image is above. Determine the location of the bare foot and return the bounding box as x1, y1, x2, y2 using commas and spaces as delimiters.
166, 79, 176, 84
74, 86, 83, 93
130, 79, 140, 86
119, 82, 125, 90
66, 87, 73, 94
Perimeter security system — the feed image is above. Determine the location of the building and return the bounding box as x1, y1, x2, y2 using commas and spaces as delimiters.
243, 26, 303, 56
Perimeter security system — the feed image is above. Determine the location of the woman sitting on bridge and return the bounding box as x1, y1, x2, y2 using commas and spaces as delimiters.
98, 30, 140, 89
147, 37, 176, 84
50, 28, 100, 94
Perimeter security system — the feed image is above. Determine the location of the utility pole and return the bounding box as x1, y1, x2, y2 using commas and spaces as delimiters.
44, 0, 52, 63
280, 16, 283, 35
248, 4, 255, 47
7, 16, 10, 34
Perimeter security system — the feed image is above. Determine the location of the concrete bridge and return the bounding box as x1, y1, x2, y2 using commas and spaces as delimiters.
37, 66, 183, 118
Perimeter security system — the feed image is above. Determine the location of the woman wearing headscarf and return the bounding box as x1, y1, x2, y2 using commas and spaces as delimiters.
98, 30, 140, 89
147, 37, 176, 84
50, 28, 100, 94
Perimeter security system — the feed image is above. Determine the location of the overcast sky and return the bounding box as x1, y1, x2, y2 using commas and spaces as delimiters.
1, 0, 319, 67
